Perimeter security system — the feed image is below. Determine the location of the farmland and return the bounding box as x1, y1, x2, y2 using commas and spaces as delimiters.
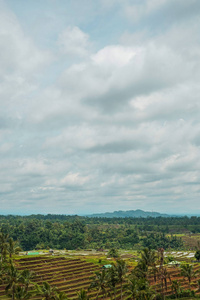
1, 214, 200, 299
1, 249, 200, 299
13, 256, 99, 298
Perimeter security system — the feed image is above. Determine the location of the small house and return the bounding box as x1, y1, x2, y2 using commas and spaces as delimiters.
102, 264, 112, 269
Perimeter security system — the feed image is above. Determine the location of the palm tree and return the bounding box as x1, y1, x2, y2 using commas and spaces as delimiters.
54, 291, 69, 300
158, 266, 170, 299
137, 248, 157, 282
7, 238, 21, 259
107, 248, 119, 259
197, 279, 200, 292
19, 269, 35, 293
14, 285, 32, 300
180, 264, 198, 286
149, 264, 159, 295
157, 248, 165, 268
77, 289, 89, 300
0, 260, 9, 284
124, 277, 155, 300
133, 260, 148, 280
0, 231, 9, 263
123, 277, 138, 300
135, 278, 155, 300
171, 280, 182, 298
115, 260, 128, 300
34, 281, 58, 300
5, 263, 22, 300
107, 265, 118, 300
139, 248, 157, 269
89, 269, 108, 300
195, 250, 200, 261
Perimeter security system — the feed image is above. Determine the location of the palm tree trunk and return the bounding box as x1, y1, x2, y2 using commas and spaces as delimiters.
12, 285, 15, 300
96, 288, 100, 300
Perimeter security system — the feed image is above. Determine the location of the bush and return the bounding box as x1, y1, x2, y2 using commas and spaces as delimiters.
167, 288, 196, 299
195, 250, 200, 261
107, 248, 119, 258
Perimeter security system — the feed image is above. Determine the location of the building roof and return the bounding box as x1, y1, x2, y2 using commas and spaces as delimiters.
102, 264, 112, 268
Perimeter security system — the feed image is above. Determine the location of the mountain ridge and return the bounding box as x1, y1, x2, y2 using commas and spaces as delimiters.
86, 209, 169, 218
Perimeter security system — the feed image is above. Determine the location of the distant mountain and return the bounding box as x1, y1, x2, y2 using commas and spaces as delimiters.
87, 209, 169, 218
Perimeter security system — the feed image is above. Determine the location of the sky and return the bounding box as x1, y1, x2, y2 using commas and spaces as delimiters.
0, 0, 200, 215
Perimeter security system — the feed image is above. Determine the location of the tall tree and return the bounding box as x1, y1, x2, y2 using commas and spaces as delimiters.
107, 265, 118, 300
54, 291, 69, 300
5, 263, 22, 300
195, 250, 200, 261
20, 269, 35, 293
158, 266, 170, 299
139, 248, 157, 269
180, 264, 198, 286
115, 260, 128, 300
124, 277, 155, 300
107, 248, 119, 259
171, 280, 182, 298
89, 269, 108, 300
7, 238, 21, 259
34, 281, 58, 300
123, 277, 138, 300
14, 285, 32, 300
0, 232, 9, 262
133, 260, 148, 280
77, 289, 89, 300
134, 248, 157, 281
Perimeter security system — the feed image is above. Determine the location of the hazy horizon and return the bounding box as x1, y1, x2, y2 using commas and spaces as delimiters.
0, 209, 200, 218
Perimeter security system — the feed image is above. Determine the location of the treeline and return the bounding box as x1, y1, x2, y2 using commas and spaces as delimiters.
0, 215, 186, 251
1, 214, 200, 226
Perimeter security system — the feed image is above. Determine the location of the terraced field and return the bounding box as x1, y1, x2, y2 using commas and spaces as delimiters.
14, 256, 101, 299
1, 255, 200, 299
148, 263, 200, 298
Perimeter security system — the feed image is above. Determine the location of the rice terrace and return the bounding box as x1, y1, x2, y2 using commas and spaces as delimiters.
1, 214, 200, 299
1, 249, 200, 300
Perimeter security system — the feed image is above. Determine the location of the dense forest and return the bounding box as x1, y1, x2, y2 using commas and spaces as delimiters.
1, 214, 200, 251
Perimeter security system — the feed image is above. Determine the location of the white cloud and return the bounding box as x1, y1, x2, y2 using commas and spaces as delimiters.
0, 0, 200, 214
125, 0, 200, 25
92, 45, 136, 67
61, 173, 90, 187
0, 8, 51, 78
57, 26, 90, 57
125, 0, 166, 23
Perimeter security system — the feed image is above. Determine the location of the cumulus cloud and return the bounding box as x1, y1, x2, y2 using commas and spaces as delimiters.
60, 173, 90, 187
56, 43, 194, 113
125, 0, 200, 26
0, 7, 51, 78
92, 45, 136, 67
57, 26, 90, 57
0, 0, 200, 215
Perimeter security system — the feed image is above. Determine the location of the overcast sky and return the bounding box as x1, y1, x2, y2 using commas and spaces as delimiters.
0, 0, 200, 215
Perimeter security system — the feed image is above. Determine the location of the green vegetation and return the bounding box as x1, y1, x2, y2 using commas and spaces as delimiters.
180, 264, 199, 286
195, 251, 200, 262
0, 247, 200, 299
0, 214, 195, 251
1, 214, 200, 298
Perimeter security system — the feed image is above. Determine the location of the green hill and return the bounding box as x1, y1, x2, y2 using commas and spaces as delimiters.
87, 209, 169, 218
